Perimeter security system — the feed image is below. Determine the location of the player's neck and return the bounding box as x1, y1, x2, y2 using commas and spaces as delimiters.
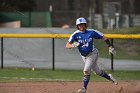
80, 29, 86, 33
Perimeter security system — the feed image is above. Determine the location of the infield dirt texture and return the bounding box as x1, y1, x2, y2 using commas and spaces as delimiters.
0, 81, 140, 93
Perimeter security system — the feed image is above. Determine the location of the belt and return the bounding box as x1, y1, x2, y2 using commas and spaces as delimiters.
81, 52, 92, 57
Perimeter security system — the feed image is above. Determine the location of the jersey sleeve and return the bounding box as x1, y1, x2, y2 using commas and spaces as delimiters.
93, 30, 104, 39
68, 32, 76, 43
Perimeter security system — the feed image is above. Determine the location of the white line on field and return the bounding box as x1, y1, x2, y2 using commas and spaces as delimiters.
0, 77, 79, 81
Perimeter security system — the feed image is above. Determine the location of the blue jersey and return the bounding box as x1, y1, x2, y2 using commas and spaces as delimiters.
68, 29, 104, 56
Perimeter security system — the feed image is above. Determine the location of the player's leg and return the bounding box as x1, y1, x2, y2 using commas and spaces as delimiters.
83, 58, 91, 89
79, 50, 99, 91
87, 49, 118, 84
77, 56, 93, 93
93, 65, 110, 80
95, 67, 118, 85
81, 49, 100, 89
91, 51, 118, 85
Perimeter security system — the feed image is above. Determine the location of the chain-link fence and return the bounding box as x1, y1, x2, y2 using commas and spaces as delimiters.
0, 28, 140, 71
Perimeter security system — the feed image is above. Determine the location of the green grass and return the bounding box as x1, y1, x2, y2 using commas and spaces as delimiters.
95, 27, 140, 60
0, 68, 140, 82
99, 26, 140, 34
95, 39, 140, 60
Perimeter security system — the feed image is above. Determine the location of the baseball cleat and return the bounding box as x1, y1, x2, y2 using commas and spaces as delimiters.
108, 74, 118, 85
77, 87, 86, 93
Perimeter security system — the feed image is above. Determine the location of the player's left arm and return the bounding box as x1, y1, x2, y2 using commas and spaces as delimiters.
102, 36, 111, 47
93, 30, 113, 50
102, 36, 116, 54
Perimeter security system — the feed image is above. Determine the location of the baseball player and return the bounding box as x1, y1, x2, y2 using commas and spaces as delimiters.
65, 17, 118, 93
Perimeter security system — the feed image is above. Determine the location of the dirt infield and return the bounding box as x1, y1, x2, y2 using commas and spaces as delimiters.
0, 81, 140, 93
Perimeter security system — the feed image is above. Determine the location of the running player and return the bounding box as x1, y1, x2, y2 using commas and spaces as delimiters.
65, 17, 118, 93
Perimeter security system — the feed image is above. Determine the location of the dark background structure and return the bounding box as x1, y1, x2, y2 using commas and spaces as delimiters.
0, 0, 140, 27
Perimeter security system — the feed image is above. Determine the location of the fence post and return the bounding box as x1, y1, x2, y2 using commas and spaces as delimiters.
110, 39, 114, 72
1, 38, 3, 69
52, 38, 55, 70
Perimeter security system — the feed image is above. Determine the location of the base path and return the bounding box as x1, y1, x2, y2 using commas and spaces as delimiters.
0, 81, 140, 93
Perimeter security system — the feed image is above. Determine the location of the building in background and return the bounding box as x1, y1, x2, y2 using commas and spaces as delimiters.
35, 0, 140, 28
0, 0, 140, 28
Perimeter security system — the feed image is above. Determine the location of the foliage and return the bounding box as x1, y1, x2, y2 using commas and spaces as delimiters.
0, 0, 36, 11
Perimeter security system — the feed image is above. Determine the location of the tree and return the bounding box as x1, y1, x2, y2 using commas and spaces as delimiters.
0, 0, 36, 12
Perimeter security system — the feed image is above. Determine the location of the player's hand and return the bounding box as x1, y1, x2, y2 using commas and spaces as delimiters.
72, 42, 80, 48
109, 46, 116, 55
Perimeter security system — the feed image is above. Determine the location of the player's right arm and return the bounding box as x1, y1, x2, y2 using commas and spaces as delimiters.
65, 32, 79, 49
65, 42, 73, 49
66, 41, 80, 49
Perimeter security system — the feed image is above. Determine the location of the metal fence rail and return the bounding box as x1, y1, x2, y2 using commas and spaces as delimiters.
0, 34, 140, 71
0, 34, 139, 39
